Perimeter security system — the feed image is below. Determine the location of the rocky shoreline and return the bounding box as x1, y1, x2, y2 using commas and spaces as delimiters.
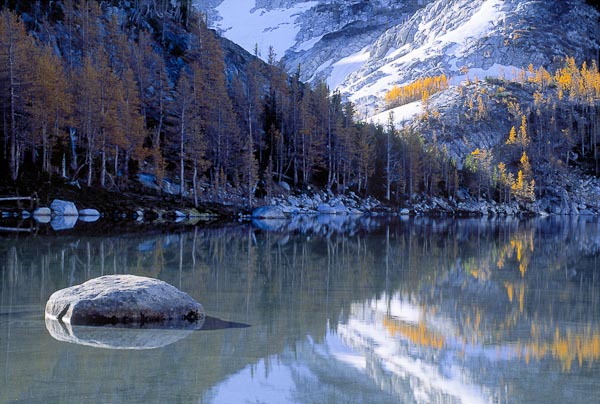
2, 172, 600, 233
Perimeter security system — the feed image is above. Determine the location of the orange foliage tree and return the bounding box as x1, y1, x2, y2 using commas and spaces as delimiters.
385, 74, 449, 108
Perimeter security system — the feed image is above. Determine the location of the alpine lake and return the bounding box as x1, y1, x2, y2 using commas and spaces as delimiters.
1, 215, 600, 404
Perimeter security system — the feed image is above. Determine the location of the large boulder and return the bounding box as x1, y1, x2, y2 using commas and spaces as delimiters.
317, 202, 348, 214
252, 205, 287, 219
45, 275, 205, 327
51, 199, 78, 216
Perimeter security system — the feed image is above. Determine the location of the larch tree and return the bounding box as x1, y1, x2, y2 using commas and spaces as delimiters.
385, 111, 396, 201
114, 67, 146, 186
28, 45, 73, 174
131, 30, 170, 176
0, 10, 36, 180
298, 85, 322, 185
193, 22, 240, 189
73, 54, 103, 186
170, 68, 198, 200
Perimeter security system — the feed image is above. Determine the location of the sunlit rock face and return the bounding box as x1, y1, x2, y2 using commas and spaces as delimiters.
45, 275, 205, 327
340, 0, 600, 111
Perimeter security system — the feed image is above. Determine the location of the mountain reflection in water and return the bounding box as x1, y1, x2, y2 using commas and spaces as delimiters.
1, 216, 599, 403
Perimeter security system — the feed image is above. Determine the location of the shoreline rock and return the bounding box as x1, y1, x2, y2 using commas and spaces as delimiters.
50, 199, 78, 216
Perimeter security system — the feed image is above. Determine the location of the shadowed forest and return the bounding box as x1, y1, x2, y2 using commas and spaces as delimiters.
1, 0, 600, 211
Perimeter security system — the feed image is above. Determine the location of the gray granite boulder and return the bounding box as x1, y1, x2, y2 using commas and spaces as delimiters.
252, 205, 287, 219
51, 199, 78, 216
45, 275, 205, 327
79, 208, 100, 217
33, 207, 51, 216
317, 202, 348, 214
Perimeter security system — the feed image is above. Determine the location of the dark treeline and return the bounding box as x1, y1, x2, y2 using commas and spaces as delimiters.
0, 1, 460, 208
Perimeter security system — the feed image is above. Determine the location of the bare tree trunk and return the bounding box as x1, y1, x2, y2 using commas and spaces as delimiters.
70, 127, 78, 172
86, 146, 93, 187
8, 26, 18, 181
193, 159, 198, 208
100, 142, 106, 188
42, 125, 48, 173
180, 108, 185, 201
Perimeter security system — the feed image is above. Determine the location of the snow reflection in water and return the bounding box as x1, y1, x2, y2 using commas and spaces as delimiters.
1, 216, 600, 403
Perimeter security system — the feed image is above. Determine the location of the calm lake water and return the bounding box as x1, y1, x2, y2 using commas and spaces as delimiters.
1, 216, 600, 403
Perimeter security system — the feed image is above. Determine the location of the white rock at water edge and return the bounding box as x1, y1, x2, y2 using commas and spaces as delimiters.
33, 207, 51, 216
252, 206, 287, 219
79, 208, 100, 217
50, 199, 78, 216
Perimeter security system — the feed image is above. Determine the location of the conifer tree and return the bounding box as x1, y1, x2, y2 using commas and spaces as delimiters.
28, 45, 72, 174
131, 30, 170, 175
170, 68, 197, 200
0, 10, 36, 180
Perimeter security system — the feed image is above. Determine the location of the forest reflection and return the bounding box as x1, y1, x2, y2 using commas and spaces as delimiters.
1, 216, 600, 403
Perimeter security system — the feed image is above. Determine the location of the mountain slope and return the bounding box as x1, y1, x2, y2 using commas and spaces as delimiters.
194, 0, 432, 81
196, 0, 599, 116
346, 0, 600, 114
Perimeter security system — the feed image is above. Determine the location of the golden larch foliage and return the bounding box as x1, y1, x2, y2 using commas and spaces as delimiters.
383, 316, 445, 350
385, 74, 449, 107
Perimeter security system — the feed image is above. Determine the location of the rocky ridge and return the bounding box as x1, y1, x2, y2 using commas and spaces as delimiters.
195, 0, 432, 85
342, 0, 600, 111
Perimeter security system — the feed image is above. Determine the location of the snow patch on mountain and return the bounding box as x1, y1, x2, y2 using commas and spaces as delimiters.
197, 0, 431, 80
438, 0, 502, 55
325, 47, 370, 89
214, 0, 318, 59
369, 101, 423, 128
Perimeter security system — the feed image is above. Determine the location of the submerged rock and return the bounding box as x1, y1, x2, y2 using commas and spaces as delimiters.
78, 215, 100, 223
45, 275, 205, 327
252, 218, 288, 232
45, 314, 248, 349
34, 214, 51, 224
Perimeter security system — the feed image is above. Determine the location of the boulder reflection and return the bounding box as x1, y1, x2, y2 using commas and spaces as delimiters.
45, 315, 249, 349
45, 317, 196, 350
1, 216, 600, 403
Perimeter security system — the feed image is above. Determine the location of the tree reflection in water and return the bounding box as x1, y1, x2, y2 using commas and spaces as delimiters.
0, 216, 599, 403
